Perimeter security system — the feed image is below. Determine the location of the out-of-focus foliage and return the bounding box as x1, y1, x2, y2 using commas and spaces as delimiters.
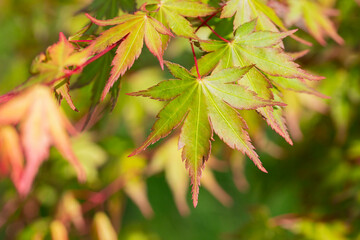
0, 0, 360, 239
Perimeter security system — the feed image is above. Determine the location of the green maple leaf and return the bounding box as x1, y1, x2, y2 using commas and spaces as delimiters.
128, 62, 284, 206
152, 0, 216, 44
221, 0, 287, 31
192, 19, 324, 144
86, 11, 173, 100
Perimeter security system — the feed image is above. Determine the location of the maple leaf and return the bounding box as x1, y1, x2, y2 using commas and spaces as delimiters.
57, 192, 86, 232
285, 0, 344, 45
193, 19, 324, 144
220, 0, 311, 45
118, 152, 154, 218
30, 32, 92, 110
0, 86, 85, 196
0, 126, 24, 190
129, 62, 284, 206
151, 0, 216, 41
221, 0, 287, 32
85, 11, 173, 100
50, 220, 69, 240
92, 212, 118, 240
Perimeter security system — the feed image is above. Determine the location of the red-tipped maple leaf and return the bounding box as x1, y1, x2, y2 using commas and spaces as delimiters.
150, 0, 216, 49
129, 62, 285, 207
30, 32, 92, 110
85, 11, 173, 100
193, 19, 325, 145
0, 126, 24, 190
0, 86, 85, 195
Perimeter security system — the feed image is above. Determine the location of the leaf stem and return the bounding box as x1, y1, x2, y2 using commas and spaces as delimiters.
46, 40, 120, 87
190, 41, 201, 79
198, 17, 230, 43
82, 42, 118, 67
195, 11, 219, 33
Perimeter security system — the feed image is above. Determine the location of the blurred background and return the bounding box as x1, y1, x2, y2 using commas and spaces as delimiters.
1, 0, 360, 239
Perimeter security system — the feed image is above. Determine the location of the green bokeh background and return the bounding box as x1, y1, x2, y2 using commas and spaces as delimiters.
1, 0, 360, 239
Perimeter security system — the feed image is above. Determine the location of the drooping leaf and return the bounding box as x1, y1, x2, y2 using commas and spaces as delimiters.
118, 152, 154, 218
50, 221, 69, 240
194, 19, 324, 144
129, 62, 284, 206
0, 86, 85, 196
86, 11, 173, 100
286, 0, 344, 45
0, 126, 24, 190
268, 75, 329, 98
220, 0, 311, 45
148, 137, 190, 216
149, 136, 234, 214
92, 212, 118, 240
57, 192, 86, 232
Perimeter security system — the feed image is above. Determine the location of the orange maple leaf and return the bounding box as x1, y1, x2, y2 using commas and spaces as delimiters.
0, 85, 85, 195
0, 126, 24, 190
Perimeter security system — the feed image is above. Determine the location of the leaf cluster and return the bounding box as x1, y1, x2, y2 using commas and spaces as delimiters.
0, 0, 345, 220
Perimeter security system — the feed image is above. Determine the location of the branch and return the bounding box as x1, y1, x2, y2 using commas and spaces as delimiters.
198, 17, 230, 43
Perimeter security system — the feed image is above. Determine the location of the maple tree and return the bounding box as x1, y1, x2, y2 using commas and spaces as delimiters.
0, 0, 352, 238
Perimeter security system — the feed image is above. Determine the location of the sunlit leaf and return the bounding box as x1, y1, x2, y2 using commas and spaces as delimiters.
194, 19, 325, 144
86, 11, 173, 100
129, 62, 283, 206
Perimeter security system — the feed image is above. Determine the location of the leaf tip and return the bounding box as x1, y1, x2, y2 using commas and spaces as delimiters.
126, 92, 137, 96
288, 29, 298, 35
255, 161, 268, 173
128, 148, 142, 157
77, 168, 87, 183
85, 13, 94, 21
100, 91, 107, 101
191, 180, 200, 208
159, 58, 164, 70
128, 151, 136, 158
59, 32, 66, 42
275, 101, 287, 107
189, 163, 204, 208
193, 197, 198, 208
290, 34, 313, 46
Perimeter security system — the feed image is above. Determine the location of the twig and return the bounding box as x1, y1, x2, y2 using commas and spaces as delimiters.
190, 41, 201, 79
198, 17, 230, 43
195, 11, 219, 33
